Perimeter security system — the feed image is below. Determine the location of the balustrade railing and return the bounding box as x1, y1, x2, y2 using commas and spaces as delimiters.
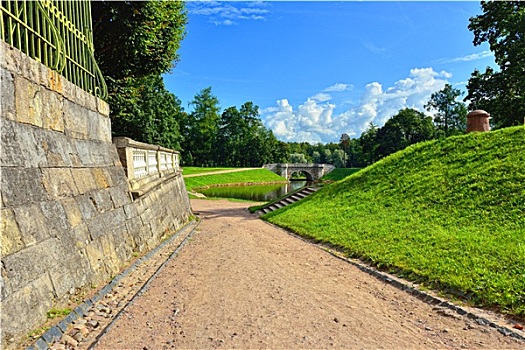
113, 137, 180, 195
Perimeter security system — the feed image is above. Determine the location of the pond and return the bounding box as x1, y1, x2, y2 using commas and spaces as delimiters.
198, 181, 308, 201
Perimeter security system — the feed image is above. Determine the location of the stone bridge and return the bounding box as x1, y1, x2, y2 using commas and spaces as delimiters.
263, 163, 336, 181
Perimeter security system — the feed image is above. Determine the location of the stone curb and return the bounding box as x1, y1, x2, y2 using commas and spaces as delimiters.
26, 220, 198, 350
264, 221, 525, 343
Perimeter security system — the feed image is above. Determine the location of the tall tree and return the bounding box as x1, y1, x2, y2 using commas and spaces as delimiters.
425, 84, 467, 137
359, 123, 379, 165
92, 1, 187, 79
91, 1, 188, 148
466, 1, 525, 127
185, 87, 221, 166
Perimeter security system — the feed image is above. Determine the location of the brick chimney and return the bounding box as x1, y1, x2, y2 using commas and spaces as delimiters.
466, 110, 490, 133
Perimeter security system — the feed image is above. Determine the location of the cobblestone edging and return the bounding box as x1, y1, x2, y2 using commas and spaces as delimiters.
266, 222, 525, 343
26, 220, 198, 350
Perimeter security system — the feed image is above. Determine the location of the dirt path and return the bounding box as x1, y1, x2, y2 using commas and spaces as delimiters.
95, 199, 523, 349
183, 168, 260, 178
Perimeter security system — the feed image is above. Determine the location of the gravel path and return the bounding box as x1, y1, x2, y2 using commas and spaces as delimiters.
92, 199, 522, 349
183, 168, 260, 178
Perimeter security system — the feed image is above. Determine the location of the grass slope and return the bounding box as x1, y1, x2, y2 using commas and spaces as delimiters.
264, 126, 525, 315
321, 168, 362, 182
184, 169, 286, 192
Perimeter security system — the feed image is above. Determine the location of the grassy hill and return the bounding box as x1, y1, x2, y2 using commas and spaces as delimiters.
264, 126, 525, 316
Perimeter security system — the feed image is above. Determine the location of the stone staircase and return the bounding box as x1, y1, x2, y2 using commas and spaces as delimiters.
256, 187, 320, 215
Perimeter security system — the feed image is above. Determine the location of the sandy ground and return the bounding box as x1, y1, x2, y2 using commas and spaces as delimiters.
95, 199, 523, 349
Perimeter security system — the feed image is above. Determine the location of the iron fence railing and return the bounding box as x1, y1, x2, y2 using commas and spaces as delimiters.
0, 0, 107, 99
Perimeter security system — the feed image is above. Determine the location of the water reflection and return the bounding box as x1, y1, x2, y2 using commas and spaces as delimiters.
199, 181, 308, 201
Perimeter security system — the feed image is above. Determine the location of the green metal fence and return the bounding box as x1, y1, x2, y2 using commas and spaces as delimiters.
0, 0, 107, 99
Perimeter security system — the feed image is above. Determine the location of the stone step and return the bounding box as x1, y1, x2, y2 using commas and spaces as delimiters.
256, 186, 320, 216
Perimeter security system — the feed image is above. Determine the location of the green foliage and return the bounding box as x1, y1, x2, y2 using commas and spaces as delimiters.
108, 74, 184, 149
425, 84, 467, 137
375, 108, 436, 160
183, 87, 221, 166
265, 126, 525, 315
184, 169, 286, 192
92, 1, 187, 149
466, 1, 525, 128
92, 1, 187, 79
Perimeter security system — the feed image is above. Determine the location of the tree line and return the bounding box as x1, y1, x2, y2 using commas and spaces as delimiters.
91, 1, 524, 168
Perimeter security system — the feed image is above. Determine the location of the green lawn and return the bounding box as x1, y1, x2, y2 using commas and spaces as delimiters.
264, 126, 525, 316
184, 168, 286, 192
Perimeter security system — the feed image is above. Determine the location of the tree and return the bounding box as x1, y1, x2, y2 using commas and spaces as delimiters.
330, 149, 346, 168
425, 84, 467, 137
92, 1, 187, 79
359, 123, 379, 165
375, 108, 436, 159
91, 1, 188, 149
466, 1, 525, 127
184, 87, 221, 166
289, 153, 307, 163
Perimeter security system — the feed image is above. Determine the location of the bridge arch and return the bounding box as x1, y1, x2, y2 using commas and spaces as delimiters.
263, 163, 336, 181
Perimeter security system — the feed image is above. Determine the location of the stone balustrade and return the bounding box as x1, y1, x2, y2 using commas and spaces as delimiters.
113, 137, 181, 197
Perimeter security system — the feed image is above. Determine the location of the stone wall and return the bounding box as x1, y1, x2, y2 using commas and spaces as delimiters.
0, 41, 192, 348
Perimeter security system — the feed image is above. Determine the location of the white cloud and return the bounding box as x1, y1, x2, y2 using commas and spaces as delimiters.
437, 50, 493, 64
311, 93, 332, 102
324, 83, 351, 92
261, 68, 450, 143
188, 1, 270, 25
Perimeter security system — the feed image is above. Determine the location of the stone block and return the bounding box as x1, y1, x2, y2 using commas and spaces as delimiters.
91, 168, 110, 189
2, 238, 57, 295
0, 274, 54, 348
42, 168, 79, 198
85, 93, 97, 112
1, 168, 48, 206
73, 139, 95, 166
61, 198, 83, 228
84, 239, 106, 277
14, 76, 43, 127
21, 53, 41, 84
97, 98, 109, 116
99, 234, 121, 276
47, 69, 63, 95
0, 209, 24, 257
41, 87, 64, 132
1, 42, 23, 74
87, 207, 126, 240
0, 119, 38, 167
61, 76, 75, 101
106, 166, 128, 188
75, 194, 97, 221
109, 184, 132, 209
1, 68, 15, 120
13, 204, 51, 246
39, 129, 74, 167
39, 201, 70, 234
123, 203, 139, 219
63, 99, 88, 139
91, 189, 114, 213
71, 168, 97, 195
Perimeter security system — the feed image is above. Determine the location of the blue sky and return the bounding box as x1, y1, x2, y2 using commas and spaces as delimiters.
163, 1, 497, 143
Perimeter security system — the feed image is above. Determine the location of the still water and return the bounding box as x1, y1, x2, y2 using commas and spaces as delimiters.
199, 181, 308, 201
